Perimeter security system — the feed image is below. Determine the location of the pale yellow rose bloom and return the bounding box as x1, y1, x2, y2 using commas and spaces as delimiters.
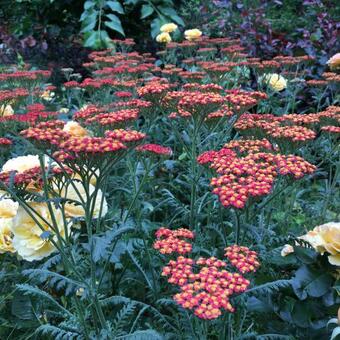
1, 155, 41, 173
327, 53, 340, 70
299, 229, 324, 249
61, 181, 108, 219
160, 23, 178, 33
63, 121, 90, 137
0, 198, 19, 219
12, 203, 65, 261
73, 168, 98, 186
300, 222, 340, 266
316, 222, 340, 266
264, 73, 287, 92
184, 29, 202, 41
281, 244, 294, 257
0, 218, 15, 253
0, 104, 14, 117
156, 32, 172, 43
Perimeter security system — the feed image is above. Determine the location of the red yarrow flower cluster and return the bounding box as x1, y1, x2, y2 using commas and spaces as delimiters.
198, 139, 316, 208
136, 143, 172, 156
0, 138, 12, 146
85, 109, 139, 126
154, 227, 260, 320
105, 129, 146, 143
161, 255, 254, 319
153, 227, 194, 255
224, 245, 260, 273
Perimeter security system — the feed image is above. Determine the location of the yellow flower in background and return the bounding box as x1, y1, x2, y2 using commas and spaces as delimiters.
327, 53, 340, 70
61, 181, 108, 219
300, 222, 340, 266
1, 155, 41, 173
0, 218, 15, 253
41, 90, 55, 102
72, 168, 98, 186
160, 23, 178, 33
0, 194, 19, 253
0, 104, 14, 117
63, 121, 90, 138
156, 32, 172, 43
59, 108, 70, 114
184, 29, 202, 41
12, 203, 65, 261
264, 73, 287, 92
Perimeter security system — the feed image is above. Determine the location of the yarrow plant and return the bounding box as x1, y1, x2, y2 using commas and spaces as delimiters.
154, 227, 260, 320
0, 32, 338, 339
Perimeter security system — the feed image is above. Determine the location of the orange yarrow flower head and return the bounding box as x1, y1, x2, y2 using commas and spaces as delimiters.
153, 227, 194, 255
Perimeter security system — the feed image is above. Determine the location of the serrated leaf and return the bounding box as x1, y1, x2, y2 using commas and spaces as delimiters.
140, 4, 154, 19
107, 0, 124, 14
90, 226, 134, 263
11, 293, 35, 320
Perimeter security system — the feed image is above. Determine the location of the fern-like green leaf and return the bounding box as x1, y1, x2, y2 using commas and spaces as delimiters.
16, 284, 73, 316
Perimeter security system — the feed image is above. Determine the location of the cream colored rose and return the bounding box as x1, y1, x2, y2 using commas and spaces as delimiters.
73, 168, 98, 186
1, 155, 41, 173
63, 121, 89, 137
299, 229, 324, 249
281, 244, 294, 257
156, 32, 172, 44
300, 222, 340, 266
0, 218, 15, 253
61, 181, 108, 219
0, 197, 19, 219
327, 53, 340, 70
184, 29, 202, 41
0, 104, 14, 117
264, 73, 287, 92
160, 23, 178, 33
315, 222, 340, 266
12, 203, 65, 261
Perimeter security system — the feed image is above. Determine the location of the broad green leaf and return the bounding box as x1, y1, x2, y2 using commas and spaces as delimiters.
158, 6, 177, 16
80, 19, 97, 33
293, 245, 317, 264
150, 18, 162, 38
107, 0, 124, 14
123, 0, 138, 4
84, 0, 95, 10
169, 14, 184, 26
331, 327, 340, 340
105, 14, 125, 36
140, 4, 154, 19
292, 265, 333, 299
83, 31, 100, 48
